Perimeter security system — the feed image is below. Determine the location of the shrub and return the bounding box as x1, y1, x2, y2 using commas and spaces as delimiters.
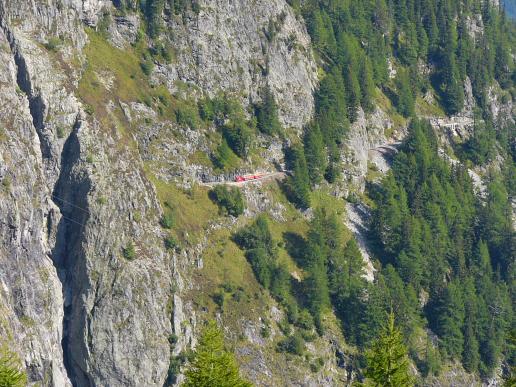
310, 357, 325, 373
44, 37, 62, 52
212, 291, 225, 308
198, 98, 215, 122
212, 140, 238, 170
222, 282, 235, 293
261, 324, 271, 338
2, 177, 11, 192
277, 317, 291, 336
98, 9, 111, 38
234, 215, 275, 255
296, 309, 314, 330
175, 104, 200, 129
165, 352, 188, 386
192, 1, 201, 14
285, 298, 299, 324
168, 333, 178, 345
245, 248, 273, 289
56, 126, 65, 139
209, 185, 245, 217
222, 121, 253, 158
0, 344, 26, 387
301, 329, 317, 342
123, 242, 136, 260
164, 236, 178, 251
160, 213, 174, 229
277, 333, 305, 355
140, 59, 154, 76
270, 264, 291, 302
84, 104, 94, 115
231, 287, 246, 302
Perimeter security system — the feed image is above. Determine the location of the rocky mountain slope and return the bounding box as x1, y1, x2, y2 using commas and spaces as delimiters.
0, 0, 514, 386
0, 0, 329, 385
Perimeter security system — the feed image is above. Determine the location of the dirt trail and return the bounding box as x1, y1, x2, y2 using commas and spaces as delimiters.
202, 172, 287, 188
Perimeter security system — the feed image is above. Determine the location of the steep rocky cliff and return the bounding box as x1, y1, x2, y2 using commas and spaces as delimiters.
0, 1, 174, 385
0, 0, 513, 386
0, 0, 326, 385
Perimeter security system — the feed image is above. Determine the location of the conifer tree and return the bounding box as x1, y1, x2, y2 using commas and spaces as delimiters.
184, 321, 252, 387
303, 123, 326, 186
365, 311, 414, 387
435, 281, 465, 359
144, 0, 165, 38
0, 345, 26, 387
287, 146, 311, 209
257, 86, 282, 136
344, 69, 361, 122
359, 56, 376, 113
304, 258, 330, 330
395, 70, 415, 117
462, 279, 480, 373
316, 67, 349, 144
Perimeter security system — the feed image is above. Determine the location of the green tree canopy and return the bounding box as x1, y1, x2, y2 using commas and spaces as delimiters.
0, 345, 26, 387
257, 86, 282, 136
184, 321, 252, 387
365, 312, 414, 387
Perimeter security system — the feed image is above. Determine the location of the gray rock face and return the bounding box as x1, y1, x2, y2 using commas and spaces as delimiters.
0, 1, 171, 386
0, 24, 71, 387
157, 0, 318, 129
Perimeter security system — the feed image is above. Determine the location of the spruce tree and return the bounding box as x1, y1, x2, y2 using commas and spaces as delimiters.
462, 279, 480, 373
435, 281, 465, 359
257, 86, 282, 136
287, 146, 311, 209
365, 311, 414, 387
344, 68, 361, 122
395, 70, 415, 117
303, 123, 326, 187
184, 321, 252, 387
359, 56, 376, 113
0, 345, 26, 387
316, 66, 349, 144
144, 0, 165, 38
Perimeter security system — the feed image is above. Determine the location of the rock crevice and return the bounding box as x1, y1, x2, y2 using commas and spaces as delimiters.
51, 116, 92, 387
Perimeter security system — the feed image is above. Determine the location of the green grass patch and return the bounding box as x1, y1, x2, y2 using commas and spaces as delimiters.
415, 96, 446, 117
150, 177, 219, 245
376, 91, 407, 137
78, 29, 179, 133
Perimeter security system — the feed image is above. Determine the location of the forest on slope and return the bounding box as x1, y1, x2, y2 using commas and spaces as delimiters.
287, 0, 515, 382
120, 0, 515, 382
0, 0, 514, 385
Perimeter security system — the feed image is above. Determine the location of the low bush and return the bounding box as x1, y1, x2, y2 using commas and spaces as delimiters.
209, 185, 245, 217
175, 103, 200, 129
160, 213, 174, 229
277, 333, 305, 355
122, 242, 136, 260
164, 236, 178, 251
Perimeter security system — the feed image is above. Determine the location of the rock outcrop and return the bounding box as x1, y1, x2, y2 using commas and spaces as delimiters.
156, 0, 318, 129
0, 1, 171, 385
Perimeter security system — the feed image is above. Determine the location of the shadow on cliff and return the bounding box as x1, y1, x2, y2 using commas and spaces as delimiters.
51, 118, 92, 387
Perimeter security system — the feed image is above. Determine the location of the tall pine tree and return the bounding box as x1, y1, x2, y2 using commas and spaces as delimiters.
365, 311, 414, 387
184, 321, 251, 387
